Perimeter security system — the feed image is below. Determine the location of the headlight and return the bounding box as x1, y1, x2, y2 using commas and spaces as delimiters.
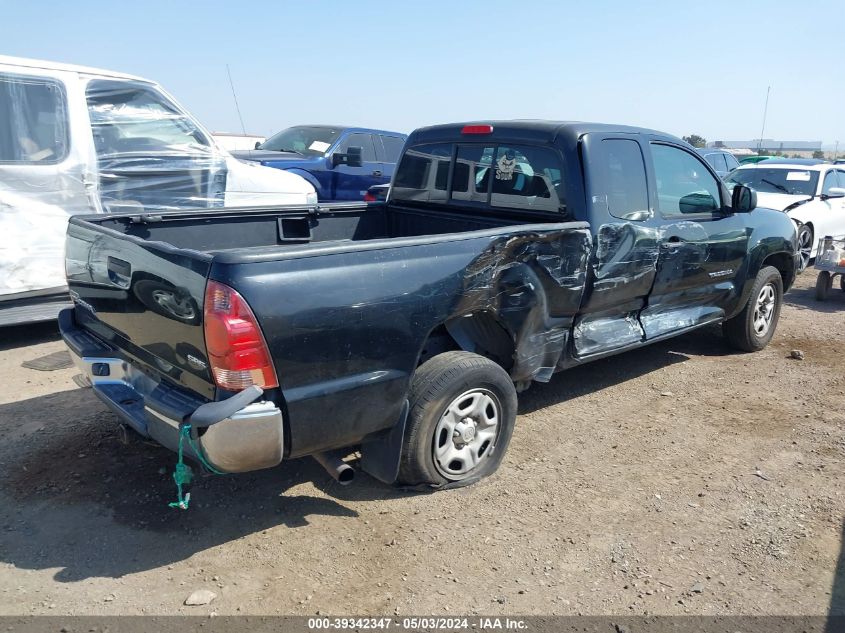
305, 192, 318, 206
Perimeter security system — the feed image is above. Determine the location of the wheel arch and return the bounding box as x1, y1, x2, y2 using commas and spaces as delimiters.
415, 312, 515, 372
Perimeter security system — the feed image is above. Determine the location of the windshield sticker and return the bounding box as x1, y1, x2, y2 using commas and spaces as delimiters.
786, 171, 811, 181
496, 152, 517, 181
309, 141, 331, 153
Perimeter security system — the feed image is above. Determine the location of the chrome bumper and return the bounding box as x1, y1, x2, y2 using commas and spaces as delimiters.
60, 310, 284, 473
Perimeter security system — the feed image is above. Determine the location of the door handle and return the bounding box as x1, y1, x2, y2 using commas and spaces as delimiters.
372, 170, 382, 177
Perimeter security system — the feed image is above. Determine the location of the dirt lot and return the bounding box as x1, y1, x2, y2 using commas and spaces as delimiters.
0, 270, 843, 617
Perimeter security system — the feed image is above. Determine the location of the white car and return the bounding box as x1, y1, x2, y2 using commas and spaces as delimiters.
726, 160, 845, 271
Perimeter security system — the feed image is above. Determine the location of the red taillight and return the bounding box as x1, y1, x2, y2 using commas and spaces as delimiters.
363, 191, 377, 202
203, 280, 278, 391
461, 124, 494, 135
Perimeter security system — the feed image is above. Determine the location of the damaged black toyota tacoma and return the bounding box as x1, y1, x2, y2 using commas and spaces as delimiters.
60, 121, 799, 490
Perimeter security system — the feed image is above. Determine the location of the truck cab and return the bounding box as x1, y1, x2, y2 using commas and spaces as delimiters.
232, 125, 407, 201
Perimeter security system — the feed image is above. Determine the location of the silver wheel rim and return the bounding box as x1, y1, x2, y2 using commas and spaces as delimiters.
752, 283, 776, 337
433, 388, 501, 480
798, 228, 812, 271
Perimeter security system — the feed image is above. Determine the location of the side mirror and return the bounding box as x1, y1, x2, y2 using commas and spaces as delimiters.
331, 146, 363, 168
344, 146, 363, 168
731, 184, 757, 213
824, 187, 845, 199
254, 141, 261, 150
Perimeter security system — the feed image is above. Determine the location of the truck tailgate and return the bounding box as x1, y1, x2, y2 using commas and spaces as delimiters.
65, 216, 215, 399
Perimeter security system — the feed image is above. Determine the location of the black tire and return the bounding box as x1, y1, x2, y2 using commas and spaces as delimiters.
816, 271, 832, 301
723, 266, 783, 352
796, 224, 813, 273
839, 275, 845, 293
397, 351, 517, 488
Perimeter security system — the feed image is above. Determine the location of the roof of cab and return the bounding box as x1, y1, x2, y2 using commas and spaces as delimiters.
0, 55, 148, 82
408, 120, 680, 146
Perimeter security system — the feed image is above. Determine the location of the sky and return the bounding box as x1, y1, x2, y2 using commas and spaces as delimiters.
2, 0, 843, 145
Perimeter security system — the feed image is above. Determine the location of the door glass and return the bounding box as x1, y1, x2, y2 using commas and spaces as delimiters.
86, 79, 224, 210
0, 74, 68, 163
380, 135, 405, 163
706, 153, 728, 172
592, 139, 649, 220
337, 133, 376, 161
724, 153, 740, 171
651, 144, 721, 216
822, 170, 838, 194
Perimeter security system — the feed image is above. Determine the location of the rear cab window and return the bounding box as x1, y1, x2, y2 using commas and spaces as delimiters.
392, 141, 567, 217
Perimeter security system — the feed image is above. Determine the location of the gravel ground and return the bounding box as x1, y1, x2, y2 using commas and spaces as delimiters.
0, 269, 843, 616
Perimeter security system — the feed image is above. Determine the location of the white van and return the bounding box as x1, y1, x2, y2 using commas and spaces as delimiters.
0, 55, 317, 326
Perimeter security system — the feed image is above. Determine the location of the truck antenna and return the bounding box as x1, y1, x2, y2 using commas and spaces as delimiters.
226, 64, 248, 136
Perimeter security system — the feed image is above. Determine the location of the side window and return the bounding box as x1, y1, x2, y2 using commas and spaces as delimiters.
592, 139, 649, 220
822, 170, 838, 194
724, 153, 740, 171
837, 170, 845, 189
392, 143, 451, 202
706, 153, 728, 172
380, 135, 405, 163
0, 73, 68, 164
651, 143, 722, 216
337, 133, 377, 162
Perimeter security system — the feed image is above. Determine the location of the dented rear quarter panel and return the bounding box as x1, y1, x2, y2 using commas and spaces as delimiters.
210, 223, 592, 457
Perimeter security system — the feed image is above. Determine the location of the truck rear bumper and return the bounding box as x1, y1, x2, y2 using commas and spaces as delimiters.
59, 309, 285, 473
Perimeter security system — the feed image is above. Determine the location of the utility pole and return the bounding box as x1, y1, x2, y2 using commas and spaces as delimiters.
757, 86, 770, 155
834, 141, 839, 161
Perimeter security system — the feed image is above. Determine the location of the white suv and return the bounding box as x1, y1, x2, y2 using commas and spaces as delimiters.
726, 160, 845, 271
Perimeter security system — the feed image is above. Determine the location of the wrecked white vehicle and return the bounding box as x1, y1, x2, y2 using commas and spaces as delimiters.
0, 55, 316, 326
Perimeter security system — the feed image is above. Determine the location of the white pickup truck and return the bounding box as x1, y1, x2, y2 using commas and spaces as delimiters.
0, 55, 317, 326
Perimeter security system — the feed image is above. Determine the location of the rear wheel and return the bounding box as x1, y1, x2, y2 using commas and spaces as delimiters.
398, 351, 517, 488
840, 275, 845, 293
723, 266, 783, 352
796, 224, 814, 273
816, 271, 832, 301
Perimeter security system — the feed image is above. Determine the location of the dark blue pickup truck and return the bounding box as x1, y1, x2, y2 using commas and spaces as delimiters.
60, 120, 799, 493
232, 125, 407, 201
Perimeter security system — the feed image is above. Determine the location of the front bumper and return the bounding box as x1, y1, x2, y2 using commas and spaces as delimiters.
59, 309, 284, 473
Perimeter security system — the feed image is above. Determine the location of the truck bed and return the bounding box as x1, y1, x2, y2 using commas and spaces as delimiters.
92, 202, 528, 256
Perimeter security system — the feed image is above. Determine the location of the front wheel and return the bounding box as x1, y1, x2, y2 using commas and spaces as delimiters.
796, 224, 814, 273
397, 351, 517, 488
723, 266, 783, 352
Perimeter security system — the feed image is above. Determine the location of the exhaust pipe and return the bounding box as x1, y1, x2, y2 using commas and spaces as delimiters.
313, 451, 355, 485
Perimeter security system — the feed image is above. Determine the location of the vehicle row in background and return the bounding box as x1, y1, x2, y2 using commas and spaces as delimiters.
233, 126, 407, 201
726, 160, 845, 271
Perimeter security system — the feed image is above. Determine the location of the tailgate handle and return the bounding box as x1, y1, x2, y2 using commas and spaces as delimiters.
185, 385, 264, 428
107, 256, 132, 287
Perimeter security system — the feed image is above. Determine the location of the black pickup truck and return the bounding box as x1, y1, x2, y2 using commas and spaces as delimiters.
60, 121, 799, 490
